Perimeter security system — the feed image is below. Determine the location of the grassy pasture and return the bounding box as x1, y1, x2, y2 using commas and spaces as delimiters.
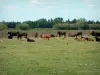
0, 37, 100, 75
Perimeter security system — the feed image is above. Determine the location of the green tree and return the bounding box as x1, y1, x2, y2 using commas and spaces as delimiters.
36, 18, 48, 28
54, 17, 63, 24
7, 22, 17, 28
76, 18, 89, 30
96, 21, 100, 24
71, 19, 77, 23
47, 19, 53, 28
89, 24, 100, 30
23, 20, 37, 28
66, 19, 71, 23
53, 23, 71, 30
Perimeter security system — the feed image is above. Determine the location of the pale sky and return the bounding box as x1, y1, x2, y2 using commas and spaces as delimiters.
0, 0, 100, 22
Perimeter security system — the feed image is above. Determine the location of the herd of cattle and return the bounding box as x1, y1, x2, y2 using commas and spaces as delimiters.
7, 31, 100, 42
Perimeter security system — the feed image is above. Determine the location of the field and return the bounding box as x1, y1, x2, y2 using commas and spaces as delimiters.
0, 37, 100, 75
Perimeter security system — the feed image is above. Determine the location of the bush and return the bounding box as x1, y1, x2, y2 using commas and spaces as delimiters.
16, 23, 29, 30
70, 24, 78, 30
76, 18, 89, 30
53, 23, 71, 30
53, 23, 79, 30
7, 22, 16, 28
0, 23, 7, 30
89, 24, 100, 30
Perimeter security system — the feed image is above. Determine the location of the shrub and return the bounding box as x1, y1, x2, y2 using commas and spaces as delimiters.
16, 23, 29, 30
89, 24, 100, 30
0, 23, 7, 30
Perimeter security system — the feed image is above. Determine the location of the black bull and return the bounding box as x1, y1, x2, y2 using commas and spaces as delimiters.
57, 31, 66, 38
68, 32, 82, 37
90, 31, 100, 37
7, 32, 27, 40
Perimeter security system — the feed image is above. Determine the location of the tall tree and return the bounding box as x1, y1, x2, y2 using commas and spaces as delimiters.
23, 20, 37, 28
36, 18, 48, 28
96, 20, 100, 24
66, 19, 70, 23
7, 22, 17, 28
71, 19, 77, 23
54, 17, 63, 24
76, 18, 89, 30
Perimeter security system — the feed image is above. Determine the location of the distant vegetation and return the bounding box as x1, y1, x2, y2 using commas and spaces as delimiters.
0, 17, 100, 30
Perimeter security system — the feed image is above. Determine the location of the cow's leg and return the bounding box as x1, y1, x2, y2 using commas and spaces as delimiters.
19, 36, 21, 40
20, 36, 22, 40
59, 34, 61, 38
75, 36, 77, 38
43, 37, 45, 40
17, 36, 19, 40
11, 36, 13, 39
64, 34, 66, 39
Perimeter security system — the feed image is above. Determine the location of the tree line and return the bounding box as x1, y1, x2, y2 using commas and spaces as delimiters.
0, 17, 100, 30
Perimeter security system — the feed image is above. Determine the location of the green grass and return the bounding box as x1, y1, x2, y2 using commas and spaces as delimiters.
0, 37, 100, 75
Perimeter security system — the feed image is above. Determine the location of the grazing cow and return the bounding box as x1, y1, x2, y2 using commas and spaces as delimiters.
89, 31, 100, 37
7, 31, 27, 40
17, 32, 27, 40
7, 31, 18, 39
34, 32, 38, 38
41, 34, 51, 40
68, 32, 82, 37
7, 31, 18, 36
25, 37, 35, 42
95, 36, 100, 42
57, 31, 66, 38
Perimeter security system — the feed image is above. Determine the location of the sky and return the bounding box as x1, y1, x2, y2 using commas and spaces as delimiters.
0, 0, 100, 22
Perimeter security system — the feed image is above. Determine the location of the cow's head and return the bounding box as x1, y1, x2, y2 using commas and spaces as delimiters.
7, 32, 11, 34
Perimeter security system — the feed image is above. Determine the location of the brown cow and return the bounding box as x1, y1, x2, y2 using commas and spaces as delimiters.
68, 32, 82, 37
41, 34, 51, 40
75, 37, 94, 41
89, 31, 100, 37
75, 37, 85, 41
57, 31, 66, 38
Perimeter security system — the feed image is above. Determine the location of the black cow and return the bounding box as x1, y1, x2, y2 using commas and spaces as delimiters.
7, 31, 18, 36
7, 31, 27, 40
57, 31, 66, 38
95, 36, 100, 42
68, 32, 82, 37
90, 31, 100, 37
17, 32, 27, 40
25, 37, 35, 42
